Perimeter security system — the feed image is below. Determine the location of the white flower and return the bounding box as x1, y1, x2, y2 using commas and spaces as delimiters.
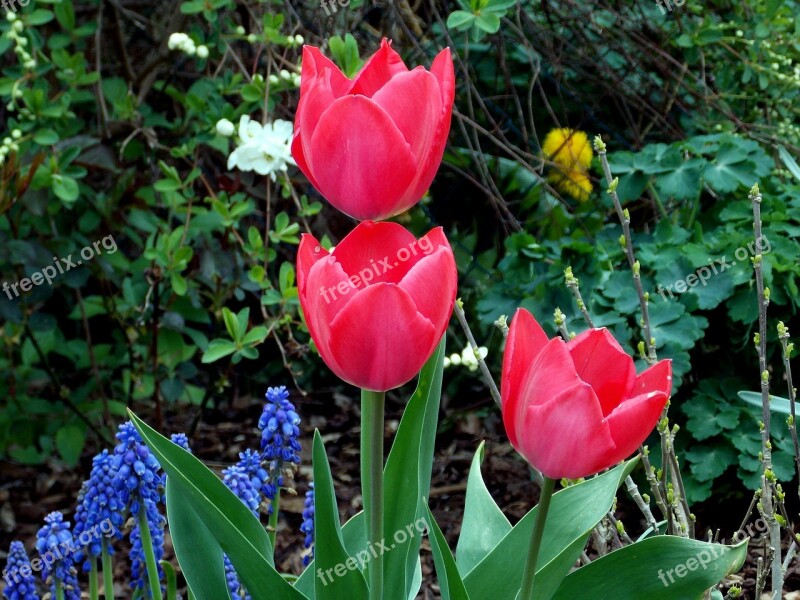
227, 116, 296, 180
196, 45, 209, 59
215, 118, 235, 137
168, 32, 197, 56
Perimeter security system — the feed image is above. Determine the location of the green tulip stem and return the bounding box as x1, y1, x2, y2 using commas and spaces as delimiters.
520, 477, 556, 600
101, 538, 115, 599
89, 558, 99, 600
137, 506, 164, 600
361, 389, 385, 600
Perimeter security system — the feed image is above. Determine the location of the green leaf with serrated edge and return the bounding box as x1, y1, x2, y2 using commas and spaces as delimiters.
165, 478, 232, 600
383, 338, 446, 600
739, 390, 799, 415
551, 537, 746, 599
128, 411, 306, 600
425, 504, 470, 600
463, 459, 637, 600
312, 431, 369, 599
456, 442, 511, 574
294, 512, 366, 597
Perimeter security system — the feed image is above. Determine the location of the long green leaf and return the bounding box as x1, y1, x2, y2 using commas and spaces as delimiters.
312, 431, 369, 599
128, 411, 305, 600
738, 390, 797, 415
456, 441, 511, 574
382, 338, 446, 600
165, 478, 232, 600
425, 504, 471, 600
551, 537, 747, 599
294, 512, 366, 597
463, 459, 637, 600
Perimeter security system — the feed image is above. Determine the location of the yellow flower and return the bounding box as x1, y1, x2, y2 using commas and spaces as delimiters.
542, 128, 593, 202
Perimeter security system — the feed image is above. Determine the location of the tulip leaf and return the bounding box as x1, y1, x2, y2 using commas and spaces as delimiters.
551, 537, 747, 599
165, 477, 233, 600
313, 430, 369, 599
383, 338, 446, 600
425, 504, 471, 600
462, 458, 638, 600
128, 410, 306, 600
294, 512, 366, 597
456, 441, 511, 574
739, 390, 797, 415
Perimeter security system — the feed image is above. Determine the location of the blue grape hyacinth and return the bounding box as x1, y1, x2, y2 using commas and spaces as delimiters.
222, 465, 261, 600
35, 512, 80, 600
111, 422, 163, 516
111, 421, 165, 596
73, 450, 124, 571
170, 433, 191, 452
2, 541, 40, 600
236, 449, 276, 502
300, 484, 315, 566
258, 386, 301, 466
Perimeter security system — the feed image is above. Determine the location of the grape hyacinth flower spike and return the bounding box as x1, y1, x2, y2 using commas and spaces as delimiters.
258, 386, 302, 544
3, 541, 40, 600
222, 465, 261, 600
35, 512, 80, 600
301, 484, 315, 566
111, 421, 165, 600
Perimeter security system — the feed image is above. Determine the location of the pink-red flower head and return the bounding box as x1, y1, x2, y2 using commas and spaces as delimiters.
297, 221, 457, 391
501, 309, 672, 479
292, 39, 455, 221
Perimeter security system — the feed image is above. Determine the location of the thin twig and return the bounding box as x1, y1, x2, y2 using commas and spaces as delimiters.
749, 183, 783, 598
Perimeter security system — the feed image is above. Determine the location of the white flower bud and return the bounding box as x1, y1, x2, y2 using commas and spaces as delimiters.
280, 69, 291, 80
294, 34, 304, 45
11, 129, 21, 139
235, 26, 246, 35
196, 45, 209, 59
247, 33, 257, 43
12, 20, 24, 33
6, 11, 16, 22
215, 118, 235, 137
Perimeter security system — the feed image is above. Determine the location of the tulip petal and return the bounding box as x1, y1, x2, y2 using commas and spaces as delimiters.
371, 68, 443, 162
567, 328, 635, 416
327, 283, 438, 391
604, 391, 669, 466
300, 45, 351, 98
430, 48, 456, 109
501, 309, 550, 448
397, 243, 457, 335
297, 233, 329, 296
633, 359, 673, 397
349, 39, 408, 98
331, 221, 420, 283
403, 48, 455, 202
293, 70, 341, 184
520, 382, 617, 479
308, 96, 417, 220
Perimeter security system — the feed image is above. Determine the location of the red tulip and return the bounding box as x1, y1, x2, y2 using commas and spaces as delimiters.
291, 39, 455, 221
501, 309, 672, 479
297, 221, 457, 391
